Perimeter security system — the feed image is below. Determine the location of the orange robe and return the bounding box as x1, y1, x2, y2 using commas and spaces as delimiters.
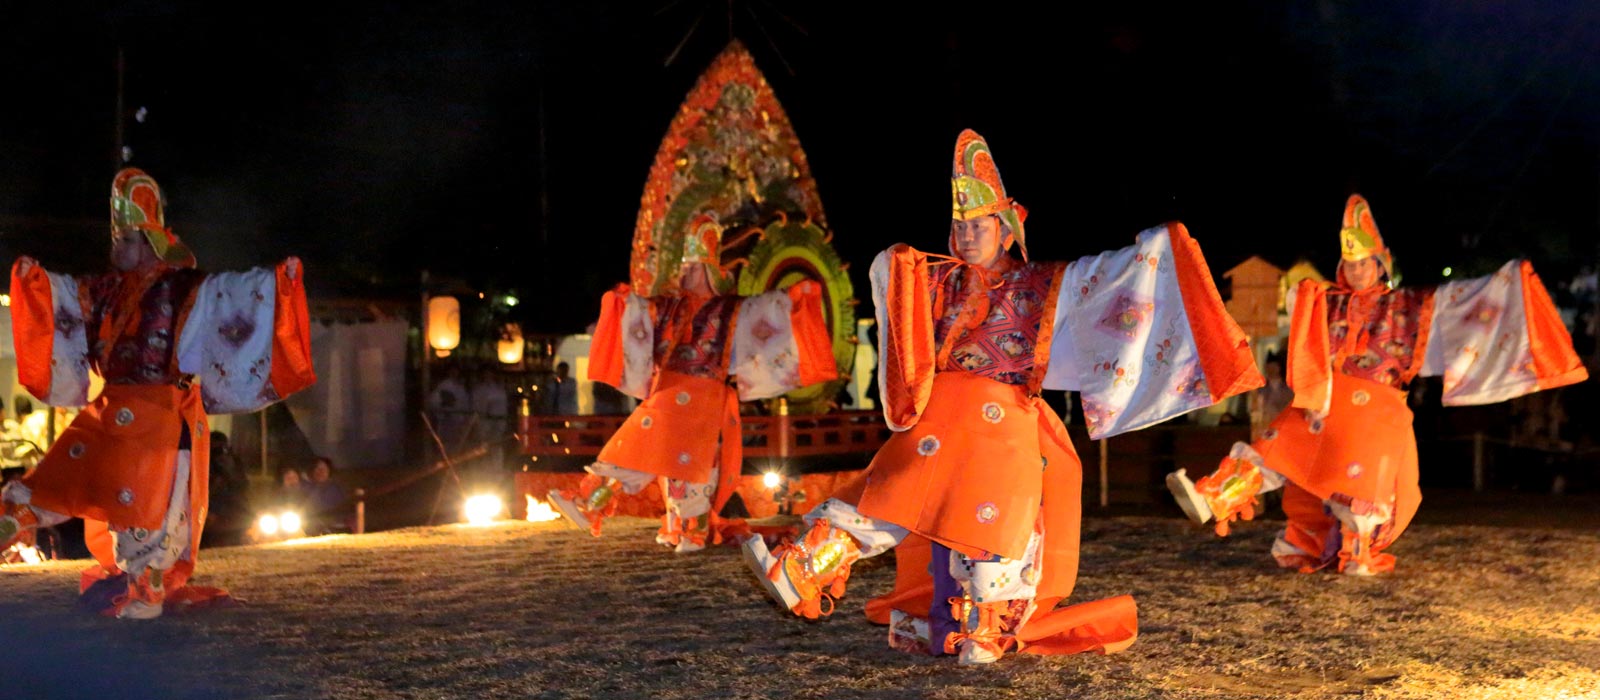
10, 259, 314, 605
1259, 260, 1585, 572
857, 223, 1261, 655
587, 281, 836, 518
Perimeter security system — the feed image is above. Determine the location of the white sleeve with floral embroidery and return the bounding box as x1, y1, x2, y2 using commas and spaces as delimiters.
176, 267, 284, 414
1042, 225, 1214, 439
616, 293, 656, 400
729, 288, 805, 401
1419, 260, 1539, 406
37, 270, 94, 407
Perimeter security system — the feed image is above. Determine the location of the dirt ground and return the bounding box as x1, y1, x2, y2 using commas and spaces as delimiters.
1, 508, 1597, 699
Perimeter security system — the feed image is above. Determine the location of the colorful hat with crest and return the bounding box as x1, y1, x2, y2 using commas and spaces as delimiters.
950, 129, 1028, 260
111, 168, 195, 268
679, 214, 733, 292
1339, 194, 1392, 281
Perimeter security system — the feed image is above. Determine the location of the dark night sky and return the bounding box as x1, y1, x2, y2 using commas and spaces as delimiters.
2, 1, 1596, 332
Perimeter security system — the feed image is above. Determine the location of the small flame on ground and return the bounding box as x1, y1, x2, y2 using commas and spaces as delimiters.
525, 495, 561, 522
5, 543, 42, 564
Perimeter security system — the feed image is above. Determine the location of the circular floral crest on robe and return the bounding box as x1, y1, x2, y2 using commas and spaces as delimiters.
981, 402, 1005, 424
917, 435, 941, 456
976, 502, 999, 524
1021, 564, 1040, 585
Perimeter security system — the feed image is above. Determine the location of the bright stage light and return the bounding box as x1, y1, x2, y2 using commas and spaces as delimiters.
258, 514, 280, 536
763, 471, 782, 489
464, 494, 505, 525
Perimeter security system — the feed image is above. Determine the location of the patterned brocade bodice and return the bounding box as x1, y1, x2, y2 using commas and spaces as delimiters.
1326, 286, 1434, 389
655, 293, 741, 380
932, 258, 1064, 387
84, 267, 207, 386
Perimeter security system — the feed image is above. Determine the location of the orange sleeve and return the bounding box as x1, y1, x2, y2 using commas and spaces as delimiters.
1167, 222, 1263, 402
1401, 287, 1437, 384
1287, 279, 1331, 411
787, 280, 838, 387
1520, 261, 1588, 391
878, 245, 937, 431
268, 259, 317, 399
587, 284, 631, 386
10, 259, 59, 400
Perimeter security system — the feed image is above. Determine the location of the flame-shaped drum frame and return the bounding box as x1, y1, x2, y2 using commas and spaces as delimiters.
629, 40, 828, 297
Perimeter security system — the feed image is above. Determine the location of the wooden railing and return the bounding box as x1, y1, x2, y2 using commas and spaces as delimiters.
519, 410, 892, 459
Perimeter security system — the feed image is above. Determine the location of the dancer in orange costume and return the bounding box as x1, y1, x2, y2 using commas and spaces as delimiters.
1169, 195, 1586, 575
744, 130, 1262, 664
1, 168, 315, 618
548, 221, 836, 553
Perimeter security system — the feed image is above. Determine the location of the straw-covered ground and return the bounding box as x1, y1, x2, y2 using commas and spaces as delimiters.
2, 507, 1597, 699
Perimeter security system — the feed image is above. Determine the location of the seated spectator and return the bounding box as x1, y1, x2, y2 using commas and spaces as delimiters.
206, 432, 248, 542
304, 457, 349, 534
278, 467, 309, 511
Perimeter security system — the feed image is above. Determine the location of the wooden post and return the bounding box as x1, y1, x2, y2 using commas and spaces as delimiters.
1472, 432, 1486, 492
1099, 438, 1109, 508
259, 409, 269, 478
354, 488, 366, 535
776, 397, 790, 459
420, 269, 431, 469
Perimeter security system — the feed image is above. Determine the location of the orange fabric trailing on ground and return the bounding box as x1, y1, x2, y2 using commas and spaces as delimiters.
863, 534, 1138, 656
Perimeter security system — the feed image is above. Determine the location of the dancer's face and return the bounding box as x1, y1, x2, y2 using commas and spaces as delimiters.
680, 262, 714, 296
1342, 257, 1380, 291
952, 215, 1007, 270
111, 227, 157, 272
